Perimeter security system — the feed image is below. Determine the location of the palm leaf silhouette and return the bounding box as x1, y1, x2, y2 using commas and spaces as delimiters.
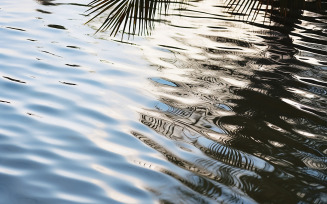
225, 0, 323, 22
85, 0, 323, 37
86, 0, 185, 37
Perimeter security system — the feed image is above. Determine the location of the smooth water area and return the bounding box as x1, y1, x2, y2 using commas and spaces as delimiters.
0, 0, 326, 203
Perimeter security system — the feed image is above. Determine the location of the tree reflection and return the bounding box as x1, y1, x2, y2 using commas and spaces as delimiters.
129, 0, 327, 201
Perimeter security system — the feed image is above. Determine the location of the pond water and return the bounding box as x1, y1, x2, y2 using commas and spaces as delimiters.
0, 0, 327, 203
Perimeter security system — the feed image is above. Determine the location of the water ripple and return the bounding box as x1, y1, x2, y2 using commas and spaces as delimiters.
1, 0, 327, 203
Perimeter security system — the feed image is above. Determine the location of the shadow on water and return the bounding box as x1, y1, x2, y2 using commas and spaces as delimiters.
84, 0, 327, 203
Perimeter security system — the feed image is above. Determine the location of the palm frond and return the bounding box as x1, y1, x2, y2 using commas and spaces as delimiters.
225, 0, 323, 22
85, 0, 324, 37
85, 0, 185, 38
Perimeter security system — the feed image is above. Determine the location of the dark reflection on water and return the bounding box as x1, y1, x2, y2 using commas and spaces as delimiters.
1, 0, 327, 203
35, 0, 56, 6
132, 1, 327, 203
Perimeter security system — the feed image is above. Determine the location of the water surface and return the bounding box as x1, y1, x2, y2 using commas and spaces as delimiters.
0, 0, 326, 203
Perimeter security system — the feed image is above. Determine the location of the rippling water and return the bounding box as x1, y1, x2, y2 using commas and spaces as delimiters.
1, 0, 327, 203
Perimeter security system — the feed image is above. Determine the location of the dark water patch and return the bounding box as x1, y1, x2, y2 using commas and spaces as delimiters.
158, 44, 187, 51
59, 81, 77, 86
47, 24, 66, 30
216, 46, 243, 51
298, 77, 327, 88
0, 100, 10, 104
36, 9, 51, 14
207, 26, 228, 29
3, 76, 26, 84
41, 50, 62, 58
291, 32, 327, 46
5, 27, 26, 32
206, 47, 242, 55
35, 0, 57, 6
65, 64, 80, 67
66, 45, 80, 49
294, 44, 327, 56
